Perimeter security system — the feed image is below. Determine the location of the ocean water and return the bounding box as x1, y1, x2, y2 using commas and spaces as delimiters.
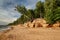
0, 25, 10, 32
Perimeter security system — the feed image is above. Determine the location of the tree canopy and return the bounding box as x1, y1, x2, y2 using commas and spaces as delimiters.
8, 0, 60, 25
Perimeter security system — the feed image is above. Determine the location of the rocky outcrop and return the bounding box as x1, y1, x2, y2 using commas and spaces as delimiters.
52, 21, 60, 28
23, 18, 60, 28
23, 18, 49, 28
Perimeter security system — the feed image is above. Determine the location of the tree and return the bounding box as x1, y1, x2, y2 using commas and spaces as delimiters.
56, 0, 60, 7
36, 1, 44, 18
44, 0, 56, 24
15, 5, 32, 23
8, 0, 60, 25
44, 0, 60, 24
16, 5, 27, 14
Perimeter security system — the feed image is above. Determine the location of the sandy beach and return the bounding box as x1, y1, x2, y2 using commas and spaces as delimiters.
0, 25, 60, 40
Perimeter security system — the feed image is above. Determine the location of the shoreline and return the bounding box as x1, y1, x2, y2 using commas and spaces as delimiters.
0, 25, 60, 40
0, 26, 11, 32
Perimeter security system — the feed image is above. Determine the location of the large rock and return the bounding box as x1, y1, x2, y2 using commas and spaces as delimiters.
24, 22, 32, 28
32, 18, 47, 28
23, 18, 49, 28
53, 22, 60, 28
32, 19, 41, 28
42, 24, 49, 28
24, 23, 28, 28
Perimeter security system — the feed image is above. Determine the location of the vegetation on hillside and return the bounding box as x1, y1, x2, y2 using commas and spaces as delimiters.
8, 0, 60, 25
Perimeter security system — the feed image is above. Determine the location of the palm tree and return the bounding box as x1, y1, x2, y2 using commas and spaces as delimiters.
8, 0, 60, 25
36, 1, 44, 18
44, 0, 60, 24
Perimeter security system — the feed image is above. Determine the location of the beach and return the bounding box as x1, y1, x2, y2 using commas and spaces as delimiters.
0, 25, 60, 40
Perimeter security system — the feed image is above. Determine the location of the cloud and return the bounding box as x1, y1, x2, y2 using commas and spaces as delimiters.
0, 0, 44, 25
25, 0, 44, 9
0, 8, 19, 23
0, 21, 8, 25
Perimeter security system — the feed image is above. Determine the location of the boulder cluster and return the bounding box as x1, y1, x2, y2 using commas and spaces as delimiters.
23, 18, 60, 28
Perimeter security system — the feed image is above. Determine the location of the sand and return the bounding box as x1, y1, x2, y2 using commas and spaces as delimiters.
0, 25, 60, 40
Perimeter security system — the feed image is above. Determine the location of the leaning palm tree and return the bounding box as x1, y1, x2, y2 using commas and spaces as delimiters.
15, 5, 35, 23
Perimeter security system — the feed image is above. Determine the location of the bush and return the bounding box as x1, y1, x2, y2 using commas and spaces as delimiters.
44, 7, 60, 24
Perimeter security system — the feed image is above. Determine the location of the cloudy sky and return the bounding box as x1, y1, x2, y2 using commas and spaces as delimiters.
0, 0, 44, 25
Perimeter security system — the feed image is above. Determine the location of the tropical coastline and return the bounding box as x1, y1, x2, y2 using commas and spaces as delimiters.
0, 18, 60, 40
0, 0, 60, 40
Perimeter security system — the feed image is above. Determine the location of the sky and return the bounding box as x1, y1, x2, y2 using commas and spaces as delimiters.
0, 0, 44, 25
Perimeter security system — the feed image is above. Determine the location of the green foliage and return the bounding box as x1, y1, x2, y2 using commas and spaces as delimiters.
36, 1, 44, 18
8, 0, 60, 25
53, 7, 60, 22
34, 9, 40, 18
27, 9, 35, 20
56, 0, 60, 7
44, 0, 60, 24
16, 5, 27, 14
44, 7, 60, 24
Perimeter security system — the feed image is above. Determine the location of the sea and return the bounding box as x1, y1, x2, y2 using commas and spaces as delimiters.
0, 25, 10, 32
